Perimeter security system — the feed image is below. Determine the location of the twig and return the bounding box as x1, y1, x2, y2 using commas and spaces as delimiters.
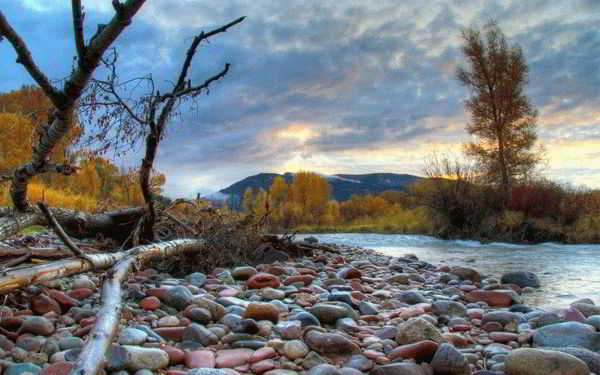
0, 251, 31, 270
37, 203, 95, 268
163, 211, 199, 236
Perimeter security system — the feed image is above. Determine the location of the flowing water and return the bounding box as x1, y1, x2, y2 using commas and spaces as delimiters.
304, 233, 600, 308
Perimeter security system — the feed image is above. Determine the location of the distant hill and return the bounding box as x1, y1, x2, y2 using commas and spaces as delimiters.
219, 172, 423, 208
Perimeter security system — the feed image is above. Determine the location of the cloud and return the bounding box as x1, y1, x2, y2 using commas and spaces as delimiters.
2, 1, 600, 195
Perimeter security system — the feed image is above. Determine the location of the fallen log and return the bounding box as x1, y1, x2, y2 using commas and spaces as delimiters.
0, 206, 145, 242
0, 238, 204, 294
69, 238, 204, 375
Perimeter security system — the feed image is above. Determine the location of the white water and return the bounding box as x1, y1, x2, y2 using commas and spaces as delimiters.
304, 233, 600, 308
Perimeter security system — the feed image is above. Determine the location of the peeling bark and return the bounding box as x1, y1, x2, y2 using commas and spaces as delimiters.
0, 238, 203, 295
0, 212, 39, 240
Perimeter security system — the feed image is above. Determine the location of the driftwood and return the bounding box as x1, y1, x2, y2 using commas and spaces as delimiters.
0, 206, 145, 242
0, 238, 203, 294
70, 238, 204, 375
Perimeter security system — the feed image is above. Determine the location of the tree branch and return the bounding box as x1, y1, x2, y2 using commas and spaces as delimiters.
37, 203, 95, 267
71, 0, 86, 63
159, 63, 230, 101
0, 11, 64, 107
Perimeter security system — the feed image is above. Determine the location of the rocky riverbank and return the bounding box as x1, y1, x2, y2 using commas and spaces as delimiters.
0, 238, 599, 375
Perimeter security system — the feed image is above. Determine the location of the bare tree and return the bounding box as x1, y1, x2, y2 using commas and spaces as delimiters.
457, 20, 540, 196
82, 17, 245, 242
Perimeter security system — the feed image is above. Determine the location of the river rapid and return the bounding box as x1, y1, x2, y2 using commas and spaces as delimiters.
303, 233, 600, 309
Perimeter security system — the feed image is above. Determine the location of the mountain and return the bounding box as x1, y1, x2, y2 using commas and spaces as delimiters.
219, 172, 423, 207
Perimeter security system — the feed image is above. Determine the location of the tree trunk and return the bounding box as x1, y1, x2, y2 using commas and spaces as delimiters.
0, 212, 40, 240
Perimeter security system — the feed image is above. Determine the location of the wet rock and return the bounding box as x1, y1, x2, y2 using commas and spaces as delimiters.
184, 306, 213, 324
118, 328, 148, 345
5, 363, 42, 375
370, 363, 427, 375
191, 296, 226, 320
183, 323, 219, 346
140, 296, 161, 310
31, 294, 61, 315
20, 316, 55, 336
358, 301, 379, 315
188, 369, 234, 375
215, 348, 254, 368
277, 320, 303, 339
304, 329, 360, 355
431, 301, 467, 317
344, 354, 373, 372
397, 291, 427, 305
247, 273, 281, 289
504, 348, 589, 375
550, 347, 600, 374
166, 286, 193, 311
186, 272, 207, 287
244, 302, 280, 323
308, 364, 341, 375
431, 343, 471, 375
40, 361, 75, 375
260, 287, 285, 300
388, 340, 439, 363
450, 267, 481, 282
396, 317, 446, 345
465, 290, 514, 307
119, 345, 169, 371
309, 303, 355, 324
284, 339, 309, 359
185, 350, 216, 368
572, 303, 600, 318
501, 271, 540, 288
533, 322, 600, 351
232, 266, 258, 280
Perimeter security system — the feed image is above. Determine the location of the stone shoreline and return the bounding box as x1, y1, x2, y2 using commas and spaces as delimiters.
0, 240, 598, 375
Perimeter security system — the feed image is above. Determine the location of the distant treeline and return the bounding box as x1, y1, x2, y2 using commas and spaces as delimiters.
242, 171, 600, 244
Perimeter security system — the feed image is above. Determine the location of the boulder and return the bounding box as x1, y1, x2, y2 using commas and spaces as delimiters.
504, 348, 589, 375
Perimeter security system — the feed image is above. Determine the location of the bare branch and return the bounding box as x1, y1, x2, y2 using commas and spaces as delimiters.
0, 11, 64, 107
159, 63, 230, 101
71, 0, 86, 62
37, 203, 95, 267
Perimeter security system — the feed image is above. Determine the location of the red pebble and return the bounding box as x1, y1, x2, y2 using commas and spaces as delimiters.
246, 273, 281, 289
140, 296, 161, 310
68, 288, 94, 299
163, 345, 185, 364
41, 361, 74, 375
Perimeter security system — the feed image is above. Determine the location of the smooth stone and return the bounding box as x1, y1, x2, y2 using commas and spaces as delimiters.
166, 286, 193, 311
184, 307, 213, 324
533, 322, 600, 351
344, 354, 373, 371
119, 328, 148, 345
251, 359, 277, 374
188, 369, 235, 375
304, 329, 360, 355
58, 337, 84, 351
187, 272, 207, 287
185, 350, 216, 368
501, 271, 540, 288
5, 363, 42, 375
277, 320, 303, 339
215, 348, 254, 368
183, 323, 219, 346
247, 273, 281, 289
40, 361, 74, 375
450, 267, 481, 282
191, 296, 226, 320
292, 311, 321, 327
358, 301, 379, 315
232, 266, 258, 280
550, 347, 600, 374
233, 319, 260, 334
284, 340, 309, 359
307, 364, 341, 375
140, 296, 161, 310
158, 315, 180, 327
230, 340, 266, 349
370, 363, 427, 375
572, 303, 600, 318
260, 288, 285, 300
397, 291, 428, 305
244, 302, 280, 323
388, 340, 439, 363
504, 348, 589, 375
119, 345, 169, 371
308, 303, 354, 324
465, 290, 513, 307
21, 316, 55, 336
430, 343, 471, 375
31, 294, 61, 315
396, 317, 446, 345
431, 301, 467, 317
249, 347, 277, 363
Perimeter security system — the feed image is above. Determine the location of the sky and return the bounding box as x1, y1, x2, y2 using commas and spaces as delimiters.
1, 0, 599, 197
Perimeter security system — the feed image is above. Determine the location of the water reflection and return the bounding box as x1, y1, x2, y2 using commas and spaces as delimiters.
305, 233, 600, 308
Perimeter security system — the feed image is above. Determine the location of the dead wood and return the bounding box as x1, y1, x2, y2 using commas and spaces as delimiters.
0, 238, 203, 294
69, 238, 204, 375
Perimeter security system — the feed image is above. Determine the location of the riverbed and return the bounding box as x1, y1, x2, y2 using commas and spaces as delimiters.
303, 233, 600, 308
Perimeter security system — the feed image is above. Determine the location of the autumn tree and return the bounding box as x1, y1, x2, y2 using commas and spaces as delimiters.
457, 20, 540, 195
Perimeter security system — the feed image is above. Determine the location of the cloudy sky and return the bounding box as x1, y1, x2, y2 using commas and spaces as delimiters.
2, 0, 599, 197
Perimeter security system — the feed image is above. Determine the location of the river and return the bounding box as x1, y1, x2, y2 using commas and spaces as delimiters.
303, 233, 600, 308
